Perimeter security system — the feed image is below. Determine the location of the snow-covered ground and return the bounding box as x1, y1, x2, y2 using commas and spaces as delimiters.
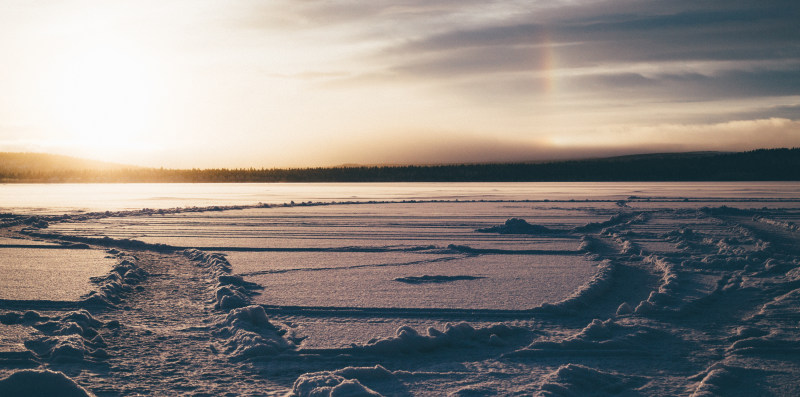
2, 189, 800, 395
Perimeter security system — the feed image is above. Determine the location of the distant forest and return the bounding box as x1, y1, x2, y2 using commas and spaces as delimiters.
1, 148, 798, 183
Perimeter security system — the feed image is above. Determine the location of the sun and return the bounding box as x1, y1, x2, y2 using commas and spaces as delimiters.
45, 39, 157, 155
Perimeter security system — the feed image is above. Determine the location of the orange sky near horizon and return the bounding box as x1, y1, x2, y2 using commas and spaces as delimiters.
1, 1, 798, 168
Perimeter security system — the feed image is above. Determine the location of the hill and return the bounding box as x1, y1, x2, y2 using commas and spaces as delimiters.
0, 152, 136, 173
0, 149, 798, 182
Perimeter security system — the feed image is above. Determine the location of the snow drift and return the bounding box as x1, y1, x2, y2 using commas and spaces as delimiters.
0, 369, 95, 397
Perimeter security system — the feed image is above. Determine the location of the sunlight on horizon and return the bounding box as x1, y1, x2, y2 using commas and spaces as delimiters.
45, 40, 158, 154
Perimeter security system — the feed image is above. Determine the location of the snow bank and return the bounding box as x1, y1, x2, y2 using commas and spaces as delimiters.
506, 318, 667, 357
184, 249, 261, 310
82, 254, 148, 307
351, 322, 527, 355
477, 218, 557, 234
535, 260, 616, 314
538, 363, 644, 396
213, 305, 295, 361
0, 369, 95, 397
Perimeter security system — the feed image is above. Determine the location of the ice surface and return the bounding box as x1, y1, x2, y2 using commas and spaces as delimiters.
250, 254, 599, 310
0, 237, 60, 247
0, 248, 115, 301
45, 202, 595, 251
7, 181, 799, 215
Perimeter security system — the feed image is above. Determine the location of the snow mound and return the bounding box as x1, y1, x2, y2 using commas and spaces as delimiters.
393, 275, 484, 284
477, 218, 557, 234
507, 318, 667, 357
0, 369, 95, 397
536, 260, 616, 314
539, 363, 645, 396
289, 373, 383, 397
23, 309, 109, 363
663, 227, 702, 251
184, 249, 261, 310
352, 322, 527, 355
82, 255, 148, 307
214, 305, 295, 361
288, 365, 396, 397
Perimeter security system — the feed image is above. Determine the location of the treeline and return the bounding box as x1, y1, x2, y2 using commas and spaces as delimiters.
1, 148, 798, 183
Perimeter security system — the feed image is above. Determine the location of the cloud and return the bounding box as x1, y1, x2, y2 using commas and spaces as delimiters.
592, 118, 800, 151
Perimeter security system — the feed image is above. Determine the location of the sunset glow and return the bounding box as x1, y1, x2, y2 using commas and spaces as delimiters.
1, 1, 798, 167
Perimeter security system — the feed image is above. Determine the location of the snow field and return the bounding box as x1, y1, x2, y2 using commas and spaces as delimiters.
2, 196, 800, 395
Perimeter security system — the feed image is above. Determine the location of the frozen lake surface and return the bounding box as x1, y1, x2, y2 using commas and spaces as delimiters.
2, 181, 799, 214
1, 182, 800, 396
0, 247, 114, 301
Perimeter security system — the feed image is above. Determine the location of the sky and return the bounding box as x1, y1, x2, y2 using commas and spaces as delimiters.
0, 0, 798, 168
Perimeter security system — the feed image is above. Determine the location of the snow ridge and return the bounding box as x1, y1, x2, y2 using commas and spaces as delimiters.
538, 363, 645, 396
82, 253, 148, 307
535, 260, 616, 314
347, 322, 528, 355
183, 249, 261, 310
506, 318, 668, 358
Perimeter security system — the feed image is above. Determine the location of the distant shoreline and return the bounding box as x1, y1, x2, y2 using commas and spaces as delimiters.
1, 148, 798, 183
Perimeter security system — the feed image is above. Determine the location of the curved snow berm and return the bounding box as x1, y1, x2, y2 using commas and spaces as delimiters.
689, 364, 760, 397
477, 218, 558, 234
0, 369, 95, 397
633, 255, 680, 315
2, 309, 112, 363
534, 260, 616, 315
82, 253, 148, 307
538, 363, 645, 397
213, 305, 296, 361
347, 322, 529, 355
288, 365, 396, 397
183, 249, 261, 310
505, 318, 669, 358
20, 229, 174, 251
753, 215, 800, 233
572, 211, 647, 233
